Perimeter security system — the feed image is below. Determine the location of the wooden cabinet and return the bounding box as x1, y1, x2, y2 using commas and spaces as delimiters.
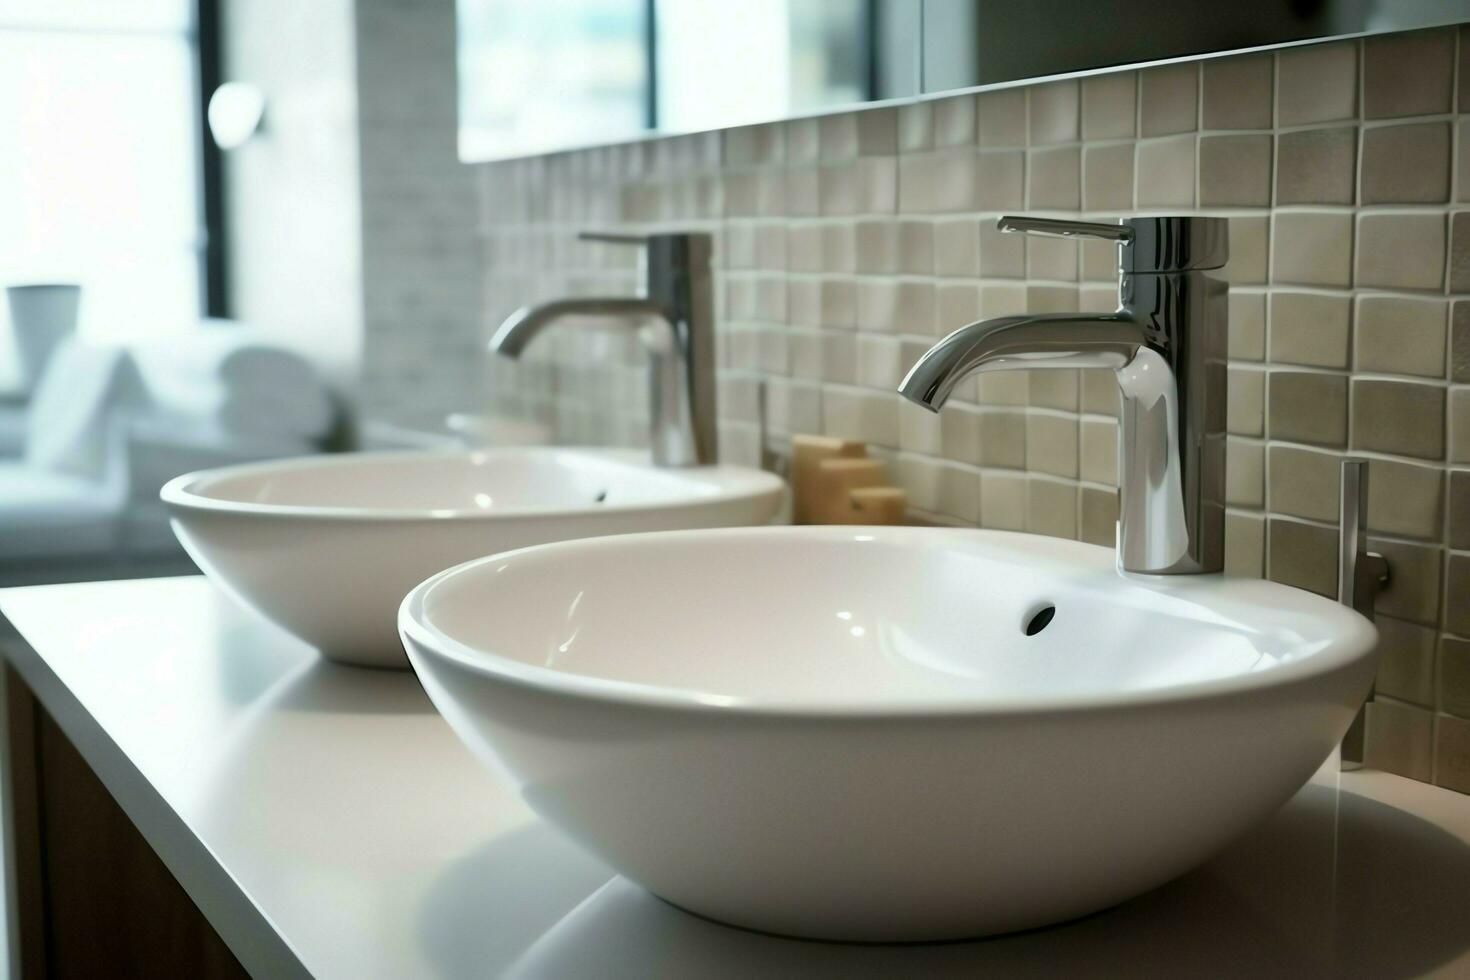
5, 667, 248, 979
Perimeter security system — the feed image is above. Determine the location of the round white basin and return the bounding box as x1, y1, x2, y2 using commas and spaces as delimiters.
162, 449, 784, 668
401, 525, 1378, 941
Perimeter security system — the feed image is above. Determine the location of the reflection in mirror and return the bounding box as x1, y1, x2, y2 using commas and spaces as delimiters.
456, 0, 919, 161
921, 0, 1470, 91
458, 0, 1470, 162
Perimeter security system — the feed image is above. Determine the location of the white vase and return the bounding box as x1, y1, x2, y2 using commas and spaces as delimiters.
7, 284, 81, 393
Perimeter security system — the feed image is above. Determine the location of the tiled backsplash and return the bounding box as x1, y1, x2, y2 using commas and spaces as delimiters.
474, 26, 1470, 792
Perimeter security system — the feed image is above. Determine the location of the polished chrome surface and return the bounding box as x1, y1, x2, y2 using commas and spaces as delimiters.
899, 215, 1230, 575
490, 232, 716, 467
1338, 458, 1392, 770
995, 216, 1134, 243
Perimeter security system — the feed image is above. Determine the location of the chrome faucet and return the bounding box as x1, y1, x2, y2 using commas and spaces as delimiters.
898, 216, 1230, 575
490, 231, 717, 467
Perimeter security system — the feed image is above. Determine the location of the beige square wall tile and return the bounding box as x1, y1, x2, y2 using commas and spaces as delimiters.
1080, 486, 1119, 546
1437, 715, 1470, 795
1444, 635, 1470, 717
1027, 236, 1078, 281
932, 94, 976, 147
1268, 445, 1341, 522
933, 220, 979, 277
976, 88, 1027, 148
1450, 470, 1470, 550
1079, 418, 1118, 485
1028, 370, 1079, 411
1456, 302, 1470, 383
1352, 379, 1445, 460
1080, 238, 1120, 283
898, 400, 941, 454
820, 332, 857, 384
1026, 414, 1079, 478
1459, 121, 1470, 205
1460, 24, 1470, 110
1455, 390, 1470, 463
1083, 143, 1135, 212
855, 333, 903, 389
1268, 518, 1337, 596
1139, 63, 1198, 136
1362, 27, 1455, 119
1026, 477, 1078, 538
936, 462, 981, 524
1278, 41, 1358, 126
938, 402, 982, 464
1227, 368, 1264, 436
857, 107, 898, 156
1229, 291, 1267, 361
822, 385, 898, 447
1356, 212, 1446, 292
1360, 122, 1451, 205
893, 101, 929, 153
1354, 296, 1447, 378
1269, 292, 1352, 369
1373, 617, 1437, 706
1272, 212, 1353, 287
936, 282, 982, 334
1268, 371, 1348, 447
980, 472, 1026, 530
1080, 369, 1120, 416
1199, 134, 1272, 208
979, 283, 1026, 317
975, 149, 1025, 210
1027, 146, 1081, 210
1224, 512, 1265, 578
930, 147, 982, 212
1202, 53, 1273, 130
1028, 81, 1079, 146
1448, 554, 1470, 635
1082, 71, 1136, 140
1135, 136, 1195, 209
1276, 128, 1357, 206
1225, 439, 1264, 507
1364, 699, 1434, 782
1452, 213, 1470, 293
898, 220, 935, 275
854, 219, 900, 274
978, 223, 1026, 278
978, 411, 1027, 467
1221, 215, 1269, 286
1364, 458, 1444, 540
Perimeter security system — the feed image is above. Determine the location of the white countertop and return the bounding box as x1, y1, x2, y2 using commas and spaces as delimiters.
3, 575, 1470, 978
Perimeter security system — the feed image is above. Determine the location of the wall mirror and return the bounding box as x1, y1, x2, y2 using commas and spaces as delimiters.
457, 0, 1470, 162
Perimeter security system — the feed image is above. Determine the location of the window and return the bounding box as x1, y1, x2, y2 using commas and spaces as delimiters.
0, 0, 203, 386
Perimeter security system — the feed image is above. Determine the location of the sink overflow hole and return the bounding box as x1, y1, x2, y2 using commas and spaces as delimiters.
593, 489, 608, 503
1023, 604, 1056, 637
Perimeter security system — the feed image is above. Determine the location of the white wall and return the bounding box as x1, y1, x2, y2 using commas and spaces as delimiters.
222, 0, 364, 387
221, 0, 481, 428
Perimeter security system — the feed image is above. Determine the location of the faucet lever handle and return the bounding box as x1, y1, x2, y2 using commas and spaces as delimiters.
578, 231, 650, 246
997, 216, 1133, 243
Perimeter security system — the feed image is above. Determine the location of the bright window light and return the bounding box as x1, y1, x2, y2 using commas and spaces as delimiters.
0, 3, 200, 386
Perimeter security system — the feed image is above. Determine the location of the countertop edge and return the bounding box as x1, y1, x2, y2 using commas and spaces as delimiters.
0, 607, 311, 980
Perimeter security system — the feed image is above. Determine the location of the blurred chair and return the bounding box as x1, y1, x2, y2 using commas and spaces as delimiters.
0, 325, 341, 585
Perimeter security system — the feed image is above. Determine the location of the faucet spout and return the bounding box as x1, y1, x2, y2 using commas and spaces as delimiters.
486, 230, 718, 468
491, 298, 666, 357
898, 313, 1145, 410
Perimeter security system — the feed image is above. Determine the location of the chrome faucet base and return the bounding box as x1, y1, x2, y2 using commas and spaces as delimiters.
899, 215, 1230, 575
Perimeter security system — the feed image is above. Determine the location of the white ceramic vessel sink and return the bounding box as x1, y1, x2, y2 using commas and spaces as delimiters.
401, 525, 1378, 942
162, 448, 784, 668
